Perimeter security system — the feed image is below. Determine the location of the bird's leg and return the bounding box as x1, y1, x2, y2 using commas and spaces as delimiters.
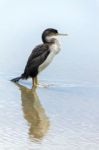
32, 77, 49, 88
35, 77, 46, 87
35, 76, 38, 85
32, 77, 37, 89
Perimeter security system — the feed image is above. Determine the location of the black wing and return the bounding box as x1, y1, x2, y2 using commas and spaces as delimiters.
26, 44, 49, 66
22, 44, 50, 78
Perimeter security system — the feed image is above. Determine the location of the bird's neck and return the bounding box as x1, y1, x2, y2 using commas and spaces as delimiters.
49, 39, 61, 54
42, 35, 60, 53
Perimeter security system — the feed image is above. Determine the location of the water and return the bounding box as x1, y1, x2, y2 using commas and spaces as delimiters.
0, 0, 99, 150
0, 80, 99, 150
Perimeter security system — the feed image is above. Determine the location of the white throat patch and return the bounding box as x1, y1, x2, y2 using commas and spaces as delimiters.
50, 39, 60, 54
46, 35, 58, 42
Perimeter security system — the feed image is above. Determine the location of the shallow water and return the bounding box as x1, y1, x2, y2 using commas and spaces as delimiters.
0, 77, 99, 150
0, 0, 99, 149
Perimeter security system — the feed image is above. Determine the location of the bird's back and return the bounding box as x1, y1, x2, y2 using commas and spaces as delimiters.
22, 43, 50, 79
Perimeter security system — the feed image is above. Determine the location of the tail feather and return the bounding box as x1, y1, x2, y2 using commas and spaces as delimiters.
11, 76, 22, 82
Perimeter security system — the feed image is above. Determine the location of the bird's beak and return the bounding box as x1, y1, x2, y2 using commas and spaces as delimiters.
58, 33, 68, 36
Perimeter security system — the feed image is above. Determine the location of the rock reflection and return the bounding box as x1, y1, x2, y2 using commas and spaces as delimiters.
16, 83, 49, 140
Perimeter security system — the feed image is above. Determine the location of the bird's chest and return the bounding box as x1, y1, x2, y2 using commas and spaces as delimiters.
50, 42, 60, 54
38, 43, 60, 72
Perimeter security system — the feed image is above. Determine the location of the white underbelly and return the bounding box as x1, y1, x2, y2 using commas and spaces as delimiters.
38, 52, 55, 72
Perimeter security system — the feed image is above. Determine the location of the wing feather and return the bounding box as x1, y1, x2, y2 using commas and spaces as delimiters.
22, 44, 50, 78
26, 44, 49, 67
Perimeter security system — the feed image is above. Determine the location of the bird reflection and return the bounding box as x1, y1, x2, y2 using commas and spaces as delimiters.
15, 83, 49, 140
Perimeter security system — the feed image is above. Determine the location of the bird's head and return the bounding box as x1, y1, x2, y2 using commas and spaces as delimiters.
42, 28, 68, 43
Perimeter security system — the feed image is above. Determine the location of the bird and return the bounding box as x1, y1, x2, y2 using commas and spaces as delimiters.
11, 28, 68, 88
